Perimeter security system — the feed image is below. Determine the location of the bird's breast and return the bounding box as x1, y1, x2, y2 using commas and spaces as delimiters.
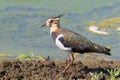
53, 34, 72, 51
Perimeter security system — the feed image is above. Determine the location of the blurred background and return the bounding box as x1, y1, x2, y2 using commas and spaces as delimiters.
0, 0, 120, 60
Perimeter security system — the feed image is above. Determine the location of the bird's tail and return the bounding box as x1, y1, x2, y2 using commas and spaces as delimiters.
92, 43, 111, 56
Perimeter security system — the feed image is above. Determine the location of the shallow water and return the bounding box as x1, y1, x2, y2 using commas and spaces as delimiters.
0, 0, 120, 60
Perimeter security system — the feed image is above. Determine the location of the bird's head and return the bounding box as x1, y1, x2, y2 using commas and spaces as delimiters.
41, 14, 64, 28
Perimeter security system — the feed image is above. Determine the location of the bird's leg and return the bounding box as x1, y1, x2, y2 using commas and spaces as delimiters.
62, 54, 74, 73
66, 54, 71, 64
53, 54, 74, 79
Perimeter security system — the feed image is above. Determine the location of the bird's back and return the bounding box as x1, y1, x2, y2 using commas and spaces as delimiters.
51, 28, 111, 55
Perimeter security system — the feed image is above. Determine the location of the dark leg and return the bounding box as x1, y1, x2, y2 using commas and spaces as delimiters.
62, 54, 74, 73
54, 54, 74, 79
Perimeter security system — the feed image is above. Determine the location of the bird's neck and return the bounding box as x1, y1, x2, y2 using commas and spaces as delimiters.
50, 25, 60, 34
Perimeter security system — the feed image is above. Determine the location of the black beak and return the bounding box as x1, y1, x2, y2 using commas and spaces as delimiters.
41, 24, 46, 27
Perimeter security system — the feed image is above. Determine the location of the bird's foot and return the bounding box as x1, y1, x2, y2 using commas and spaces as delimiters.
53, 54, 74, 79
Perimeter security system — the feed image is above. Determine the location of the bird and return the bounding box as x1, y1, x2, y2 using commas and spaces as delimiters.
41, 14, 111, 73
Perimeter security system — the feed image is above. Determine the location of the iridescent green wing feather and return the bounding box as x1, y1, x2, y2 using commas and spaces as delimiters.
62, 29, 94, 53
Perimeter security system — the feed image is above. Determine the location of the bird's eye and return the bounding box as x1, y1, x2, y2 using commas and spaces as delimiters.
50, 20, 54, 23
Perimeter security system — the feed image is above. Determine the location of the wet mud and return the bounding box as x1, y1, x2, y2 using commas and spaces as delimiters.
0, 57, 120, 80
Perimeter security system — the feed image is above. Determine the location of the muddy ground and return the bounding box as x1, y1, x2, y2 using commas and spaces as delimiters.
0, 56, 120, 80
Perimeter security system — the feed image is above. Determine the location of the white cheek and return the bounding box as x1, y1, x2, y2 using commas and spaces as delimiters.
55, 35, 71, 51
46, 21, 50, 26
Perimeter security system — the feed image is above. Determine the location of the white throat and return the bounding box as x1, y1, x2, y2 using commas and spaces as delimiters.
50, 28, 53, 35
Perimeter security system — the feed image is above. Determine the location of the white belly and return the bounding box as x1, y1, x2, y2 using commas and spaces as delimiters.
55, 34, 71, 51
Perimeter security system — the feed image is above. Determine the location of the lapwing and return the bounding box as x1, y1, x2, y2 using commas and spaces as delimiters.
41, 14, 111, 73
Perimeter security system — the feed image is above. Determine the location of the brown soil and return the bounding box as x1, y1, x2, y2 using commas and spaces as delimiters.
0, 56, 120, 80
